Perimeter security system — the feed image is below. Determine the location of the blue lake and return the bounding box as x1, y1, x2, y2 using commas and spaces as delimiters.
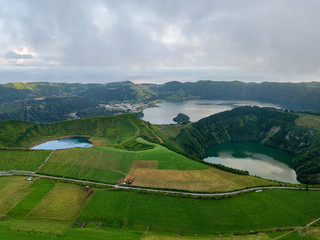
142, 100, 279, 124
31, 137, 93, 150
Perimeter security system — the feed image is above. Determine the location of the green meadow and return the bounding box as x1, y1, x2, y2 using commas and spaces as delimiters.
0, 177, 319, 239
39, 142, 208, 184
0, 150, 50, 172
78, 189, 320, 235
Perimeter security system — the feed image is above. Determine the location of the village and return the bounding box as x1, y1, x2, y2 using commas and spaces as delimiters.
99, 102, 154, 112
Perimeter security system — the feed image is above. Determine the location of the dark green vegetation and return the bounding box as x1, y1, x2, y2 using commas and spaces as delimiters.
0, 177, 319, 239
173, 113, 190, 124
157, 107, 320, 184
0, 81, 154, 122
0, 150, 50, 171
2, 80, 320, 122
152, 80, 320, 111
0, 113, 159, 148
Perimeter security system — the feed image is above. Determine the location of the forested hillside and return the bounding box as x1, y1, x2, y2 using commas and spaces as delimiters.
157, 107, 320, 184
150, 81, 320, 111
1, 81, 320, 122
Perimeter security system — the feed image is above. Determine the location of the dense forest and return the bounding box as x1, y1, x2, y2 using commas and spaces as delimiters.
1, 81, 320, 122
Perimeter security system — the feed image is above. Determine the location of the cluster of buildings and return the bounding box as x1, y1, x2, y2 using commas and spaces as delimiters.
99, 103, 148, 112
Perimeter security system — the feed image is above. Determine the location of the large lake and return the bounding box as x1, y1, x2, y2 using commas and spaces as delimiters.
142, 100, 279, 124
31, 137, 93, 150
204, 143, 299, 184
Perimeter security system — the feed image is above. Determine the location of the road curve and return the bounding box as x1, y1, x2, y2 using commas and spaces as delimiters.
1, 172, 319, 197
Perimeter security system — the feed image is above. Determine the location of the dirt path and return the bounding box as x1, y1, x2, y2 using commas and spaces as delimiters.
143, 123, 164, 143
35, 150, 55, 173
272, 217, 320, 240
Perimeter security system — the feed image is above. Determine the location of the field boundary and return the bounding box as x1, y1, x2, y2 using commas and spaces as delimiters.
35, 150, 55, 173
1, 172, 319, 197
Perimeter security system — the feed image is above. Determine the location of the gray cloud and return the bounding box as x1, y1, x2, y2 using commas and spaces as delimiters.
0, 0, 319, 83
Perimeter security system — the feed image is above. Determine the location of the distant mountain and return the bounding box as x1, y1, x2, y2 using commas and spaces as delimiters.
1, 80, 320, 122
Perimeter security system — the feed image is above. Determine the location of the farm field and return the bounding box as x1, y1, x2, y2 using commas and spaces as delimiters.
39, 142, 208, 184
0, 176, 33, 216
0, 150, 50, 171
78, 189, 320, 235
296, 113, 320, 132
129, 166, 277, 192
0, 177, 319, 239
38, 141, 276, 191
10, 183, 89, 234
7, 178, 55, 219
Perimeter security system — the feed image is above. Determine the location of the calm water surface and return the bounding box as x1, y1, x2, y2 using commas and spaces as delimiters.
204, 143, 299, 184
31, 137, 92, 150
142, 100, 279, 124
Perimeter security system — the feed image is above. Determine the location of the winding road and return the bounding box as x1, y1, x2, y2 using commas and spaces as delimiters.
1, 171, 319, 197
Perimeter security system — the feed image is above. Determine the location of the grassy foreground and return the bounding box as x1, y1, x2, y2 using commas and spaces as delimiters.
78, 189, 320, 235
0, 177, 319, 239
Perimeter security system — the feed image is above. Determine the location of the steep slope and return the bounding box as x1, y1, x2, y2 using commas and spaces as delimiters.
157, 107, 320, 184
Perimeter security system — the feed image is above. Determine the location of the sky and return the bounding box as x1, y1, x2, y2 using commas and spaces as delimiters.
0, 0, 320, 84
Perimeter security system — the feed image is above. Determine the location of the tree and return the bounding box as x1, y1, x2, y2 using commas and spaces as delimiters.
173, 113, 190, 124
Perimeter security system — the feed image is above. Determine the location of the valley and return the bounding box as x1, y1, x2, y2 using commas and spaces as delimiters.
0, 107, 319, 239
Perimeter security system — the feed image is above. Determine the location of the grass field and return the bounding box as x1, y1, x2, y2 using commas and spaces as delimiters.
296, 113, 320, 132
39, 142, 208, 184
11, 183, 89, 234
0, 176, 33, 216
38, 141, 279, 191
0, 177, 319, 239
0, 150, 50, 171
78, 189, 320, 235
129, 167, 276, 192
39, 147, 134, 183
7, 178, 55, 219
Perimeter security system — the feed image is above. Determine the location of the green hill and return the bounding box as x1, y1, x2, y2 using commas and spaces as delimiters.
0, 113, 159, 149
156, 107, 320, 184
0, 108, 319, 184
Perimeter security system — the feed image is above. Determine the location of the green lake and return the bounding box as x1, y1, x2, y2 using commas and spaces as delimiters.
204, 142, 299, 184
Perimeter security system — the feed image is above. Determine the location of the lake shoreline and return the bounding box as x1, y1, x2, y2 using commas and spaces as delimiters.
29, 135, 94, 149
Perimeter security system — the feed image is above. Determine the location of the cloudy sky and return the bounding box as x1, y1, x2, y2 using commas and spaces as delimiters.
0, 0, 320, 84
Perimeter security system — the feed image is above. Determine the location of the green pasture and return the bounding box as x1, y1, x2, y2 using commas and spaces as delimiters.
79, 189, 320, 235
39, 142, 208, 184
296, 113, 320, 132
7, 178, 55, 219
0, 176, 319, 239
0, 176, 33, 216
0, 150, 50, 171
11, 183, 89, 234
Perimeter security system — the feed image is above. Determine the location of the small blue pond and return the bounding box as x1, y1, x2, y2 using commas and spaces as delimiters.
31, 137, 93, 150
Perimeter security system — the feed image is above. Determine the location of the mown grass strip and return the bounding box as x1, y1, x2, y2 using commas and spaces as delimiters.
0, 176, 33, 216
7, 178, 55, 219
